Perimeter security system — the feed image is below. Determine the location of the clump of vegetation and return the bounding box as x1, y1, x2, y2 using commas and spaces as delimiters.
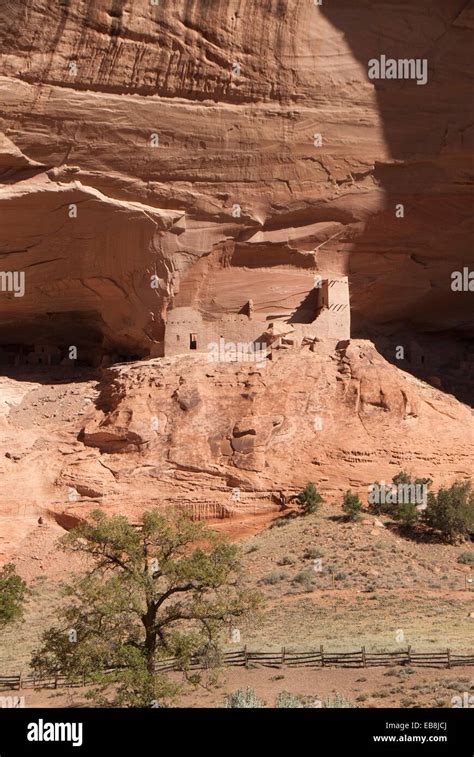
224, 688, 265, 708
292, 568, 315, 592
457, 551, 474, 565
277, 555, 297, 566
303, 546, 324, 560
342, 490, 363, 521
424, 482, 474, 543
323, 692, 356, 708
246, 543, 260, 554
297, 482, 323, 516
368, 471, 431, 528
367, 472, 474, 543
0, 563, 27, 629
275, 691, 304, 708
261, 570, 288, 585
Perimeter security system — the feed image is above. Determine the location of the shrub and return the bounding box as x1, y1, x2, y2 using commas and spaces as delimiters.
270, 517, 291, 528
292, 568, 315, 592
368, 471, 431, 523
224, 688, 264, 708
424, 481, 474, 542
297, 482, 323, 515
246, 544, 259, 554
323, 693, 356, 708
277, 555, 297, 566
342, 490, 363, 521
394, 500, 420, 528
275, 691, 303, 708
458, 552, 474, 565
303, 547, 324, 560
261, 570, 288, 585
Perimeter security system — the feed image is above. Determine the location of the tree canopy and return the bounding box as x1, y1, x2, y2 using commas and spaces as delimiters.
32, 509, 260, 706
0, 563, 27, 629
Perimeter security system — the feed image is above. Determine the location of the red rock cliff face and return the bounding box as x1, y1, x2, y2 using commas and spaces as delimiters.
0, 0, 472, 357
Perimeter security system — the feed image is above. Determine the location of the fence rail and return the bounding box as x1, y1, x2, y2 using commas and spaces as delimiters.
1, 646, 473, 691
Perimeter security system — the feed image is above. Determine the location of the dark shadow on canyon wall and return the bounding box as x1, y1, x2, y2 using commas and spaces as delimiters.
321, 0, 474, 405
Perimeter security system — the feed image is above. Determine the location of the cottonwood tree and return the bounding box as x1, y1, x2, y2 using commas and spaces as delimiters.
0, 563, 27, 629
31, 509, 260, 706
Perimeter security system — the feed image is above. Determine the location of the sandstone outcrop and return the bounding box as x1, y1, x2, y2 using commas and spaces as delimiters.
0, 342, 472, 563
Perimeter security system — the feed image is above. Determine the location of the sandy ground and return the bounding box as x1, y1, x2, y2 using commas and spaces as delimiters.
2, 665, 473, 709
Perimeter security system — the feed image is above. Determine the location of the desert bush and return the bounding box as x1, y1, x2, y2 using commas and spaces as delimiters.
458, 551, 474, 565
224, 688, 264, 708
277, 555, 297, 566
394, 500, 421, 528
342, 490, 363, 521
297, 482, 323, 515
303, 546, 324, 560
292, 568, 315, 592
323, 693, 356, 708
246, 543, 259, 554
261, 570, 288, 585
275, 691, 303, 708
424, 481, 474, 542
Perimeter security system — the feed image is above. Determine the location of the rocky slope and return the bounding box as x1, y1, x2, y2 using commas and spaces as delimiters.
0, 342, 472, 561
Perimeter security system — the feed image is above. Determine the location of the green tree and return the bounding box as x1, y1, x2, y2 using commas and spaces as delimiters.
0, 563, 27, 629
424, 481, 474, 543
297, 482, 323, 515
31, 509, 260, 706
369, 471, 431, 524
342, 491, 363, 521
393, 500, 420, 529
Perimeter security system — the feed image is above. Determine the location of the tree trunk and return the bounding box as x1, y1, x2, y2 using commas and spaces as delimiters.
142, 604, 157, 674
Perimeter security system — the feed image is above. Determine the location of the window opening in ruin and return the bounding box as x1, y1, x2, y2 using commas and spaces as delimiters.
190, 333, 197, 350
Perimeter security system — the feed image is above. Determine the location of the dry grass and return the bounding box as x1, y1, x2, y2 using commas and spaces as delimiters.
237, 506, 474, 652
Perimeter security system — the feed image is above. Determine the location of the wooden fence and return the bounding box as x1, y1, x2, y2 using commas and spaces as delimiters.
1, 646, 473, 691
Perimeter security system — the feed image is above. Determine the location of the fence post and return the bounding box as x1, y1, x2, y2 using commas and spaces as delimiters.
407, 645, 412, 665
447, 648, 451, 669
18, 671, 22, 691
361, 646, 366, 668
281, 646, 286, 667
320, 645, 325, 667
244, 646, 249, 669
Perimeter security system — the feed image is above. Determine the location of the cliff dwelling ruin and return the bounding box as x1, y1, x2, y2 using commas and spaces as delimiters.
164, 275, 350, 359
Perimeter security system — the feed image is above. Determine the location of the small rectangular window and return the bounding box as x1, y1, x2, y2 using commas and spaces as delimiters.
190, 333, 197, 350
